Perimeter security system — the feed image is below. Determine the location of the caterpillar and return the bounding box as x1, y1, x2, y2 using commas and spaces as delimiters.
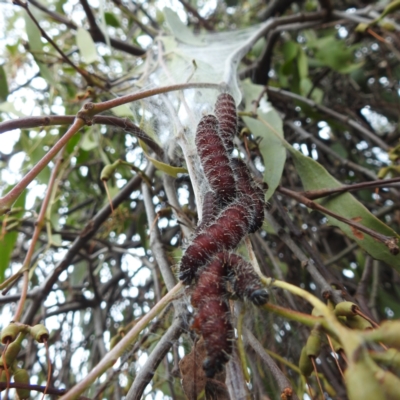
191, 253, 233, 378
214, 93, 237, 154
195, 115, 237, 207
182, 96, 269, 379
179, 198, 254, 284
191, 252, 268, 377
226, 253, 269, 306
195, 190, 219, 234
231, 158, 265, 233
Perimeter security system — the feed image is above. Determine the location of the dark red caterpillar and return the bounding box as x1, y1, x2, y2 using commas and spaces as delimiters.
214, 93, 237, 154
191, 252, 268, 377
195, 115, 236, 207
180, 96, 268, 379
194, 190, 219, 234
179, 198, 254, 284
191, 253, 233, 378
231, 158, 265, 233
226, 253, 269, 306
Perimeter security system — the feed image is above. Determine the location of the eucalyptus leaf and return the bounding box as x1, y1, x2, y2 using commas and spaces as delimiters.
163, 7, 206, 46
24, 13, 56, 85
241, 80, 286, 201
0, 191, 26, 282
288, 148, 400, 272
104, 12, 120, 27
139, 139, 187, 178
76, 27, 98, 64
0, 65, 9, 102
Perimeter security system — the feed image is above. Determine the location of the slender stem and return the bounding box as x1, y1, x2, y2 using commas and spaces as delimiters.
58, 281, 183, 400
9, 153, 64, 318
0, 115, 164, 159
0, 118, 84, 214
142, 179, 177, 291
244, 328, 299, 400
125, 311, 186, 400
277, 186, 399, 255
300, 177, 400, 200
267, 86, 389, 151
15, 0, 101, 87
262, 303, 322, 329
81, 82, 221, 116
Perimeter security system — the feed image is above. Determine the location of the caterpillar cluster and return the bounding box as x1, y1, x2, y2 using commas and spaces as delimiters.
179, 93, 268, 377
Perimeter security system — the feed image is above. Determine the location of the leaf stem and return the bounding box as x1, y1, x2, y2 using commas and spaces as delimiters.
11, 152, 64, 320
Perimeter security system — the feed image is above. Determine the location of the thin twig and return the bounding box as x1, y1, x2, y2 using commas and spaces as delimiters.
285, 121, 379, 180
278, 186, 399, 255
265, 211, 343, 303
125, 311, 186, 400
267, 87, 389, 151
21, 167, 149, 325
142, 180, 177, 291
244, 328, 299, 400
15, 0, 107, 88
10, 152, 64, 319
300, 177, 400, 200
0, 118, 84, 214
58, 281, 183, 400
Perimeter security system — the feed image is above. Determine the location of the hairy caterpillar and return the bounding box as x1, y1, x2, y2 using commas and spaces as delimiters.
179, 198, 254, 284
195, 115, 237, 207
195, 190, 219, 234
226, 253, 269, 306
191, 253, 233, 378
182, 96, 269, 378
231, 158, 265, 233
214, 93, 237, 154
191, 252, 268, 377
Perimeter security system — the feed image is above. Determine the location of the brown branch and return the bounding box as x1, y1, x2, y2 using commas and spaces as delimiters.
277, 186, 399, 255
0, 114, 164, 159
125, 313, 186, 400
79, 0, 98, 32
300, 177, 400, 200
0, 382, 66, 397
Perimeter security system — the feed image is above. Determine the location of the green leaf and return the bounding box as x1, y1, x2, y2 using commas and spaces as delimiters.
0, 65, 9, 102
297, 48, 308, 79
288, 147, 400, 272
282, 41, 298, 62
104, 12, 120, 27
0, 102, 25, 117
81, 131, 98, 151
163, 7, 206, 46
0, 191, 26, 282
24, 13, 43, 53
139, 139, 187, 178
241, 80, 286, 201
308, 36, 363, 74
24, 13, 56, 85
76, 27, 98, 64
111, 104, 134, 118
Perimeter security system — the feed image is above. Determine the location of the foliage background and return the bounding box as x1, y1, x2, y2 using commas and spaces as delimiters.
0, 0, 400, 399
